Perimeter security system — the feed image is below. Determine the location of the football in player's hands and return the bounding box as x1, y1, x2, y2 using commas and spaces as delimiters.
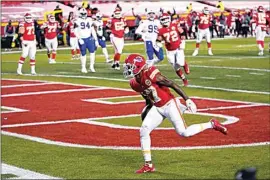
186, 99, 197, 113
78, 39, 84, 45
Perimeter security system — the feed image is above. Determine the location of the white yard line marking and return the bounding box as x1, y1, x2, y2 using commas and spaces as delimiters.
200, 77, 216, 80
210, 59, 222, 62
1, 106, 28, 114
2, 131, 269, 150
1, 163, 61, 179
82, 95, 143, 105
1, 87, 107, 98
249, 72, 265, 75
226, 74, 241, 78
191, 65, 270, 72
198, 104, 267, 112
1, 82, 57, 88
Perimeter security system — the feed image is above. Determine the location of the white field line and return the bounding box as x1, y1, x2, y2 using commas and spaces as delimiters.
3, 73, 270, 95
236, 44, 257, 48
200, 77, 216, 80
1, 82, 57, 88
249, 72, 265, 75
191, 65, 270, 72
1, 163, 61, 179
1, 87, 107, 98
198, 104, 268, 112
210, 59, 222, 62
1, 106, 28, 114
226, 75, 241, 78
83, 99, 144, 105
2, 131, 269, 150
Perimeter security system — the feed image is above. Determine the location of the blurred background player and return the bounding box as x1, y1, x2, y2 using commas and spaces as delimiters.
192, 7, 213, 56
123, 54, 227, 174
67, 12, 80, 60
107, 8, 129, 70
157, 13, 189, 86
93, 13, 112, 63
74, 8, 98, 73
41, 14, 62, 64
4, 20, 15, 51
16, 13, 37, 75
135, 9, 164, 66
255, 6, 267, 56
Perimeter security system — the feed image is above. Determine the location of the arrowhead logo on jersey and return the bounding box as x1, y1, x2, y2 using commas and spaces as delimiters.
145, 79, 152, 86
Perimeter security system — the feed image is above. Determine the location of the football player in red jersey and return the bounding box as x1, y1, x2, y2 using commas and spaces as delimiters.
255, 6, 267, 56
123, 54, 227, 174
192, 7, 213, 56
16, 13, 37, 75
41, 14, 62, 64
107, 9, 129, 70
67, 13, 80, 60
157, 13, 189, 86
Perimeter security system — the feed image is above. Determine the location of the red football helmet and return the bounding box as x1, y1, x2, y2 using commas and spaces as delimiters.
114, 10, 122, 19
48, 14, 55, 22
24, 13, 32, 23
160, 13, 171, 26
123, 54, 146, 78
257, 6, 264, 12
203, 7, 209, 15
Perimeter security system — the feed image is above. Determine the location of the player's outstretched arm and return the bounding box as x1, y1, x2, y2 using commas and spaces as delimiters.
156, 74, 189, 101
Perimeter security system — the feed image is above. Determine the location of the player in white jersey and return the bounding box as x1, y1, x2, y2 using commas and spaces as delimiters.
93, 13, 112, 63
74, 8, 98, 73
135, 9, 164, 66
255, 6, 267, 56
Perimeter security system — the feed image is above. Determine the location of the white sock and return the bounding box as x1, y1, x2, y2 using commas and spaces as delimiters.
18, 63, 23, 70
141, 135, 151, 162
180, 122, 212, 137
102, 48, 109, 60
80, 55, 86, 69
31, 66, 35, 72
90, 53, 95, 66
258, 44, 263, 51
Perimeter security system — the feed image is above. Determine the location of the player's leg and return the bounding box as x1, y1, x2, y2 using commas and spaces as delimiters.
110, 35, 120, 70
175, 50, 188, 86
17, 41, 30, 75
179, 40, 190, 74
153, 41, 164, 64
45, 38, 51, 62
192, 29, 203, 56
70, 37, 76, 60
29, 41, 37, 75
99, 37, 111, 63
87, 37, 96, 72
136, 105, 164, 174
78, 39, 87, 73
167, 98, 227, 137
115, 37, 124, 70
145, 41, 155, 66
206, 29, 213, 56
256, 26, 264, 56
75, 38, 80, 59
50, 38, 58, 64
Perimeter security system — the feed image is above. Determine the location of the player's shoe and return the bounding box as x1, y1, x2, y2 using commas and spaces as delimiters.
89, 65, 96, 73
184, 62, 190, 74
183, 78, 188, 87
106, 59, 113, 63
115, 62, 120, 70
31, 71, 37, 76
71, 55, 76, 60
258, 51, 264, 56
210, 118, 227, 135
81, 68, 88, 73
135, 164, 156, 174
49, 59, 56, 64
17, 69, 23, 75
208, 49, 213, 56
192, 49, 198, 56
111, 62, 116, 69
76, 54, 81, 60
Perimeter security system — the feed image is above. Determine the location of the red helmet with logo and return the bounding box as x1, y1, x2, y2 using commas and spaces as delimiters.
123, 54, 146, 78
257, 6, 264, 12
24, 13, 32, 23
48, 14, 56, 22
160, 13, 171, 26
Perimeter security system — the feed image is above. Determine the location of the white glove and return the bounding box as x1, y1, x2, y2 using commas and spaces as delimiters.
124, 27, 129, 34
156, 42, 162, 48
102, 36, 106, 41
95, 40, 99, 47
186, 99, 197, 113
78, 39, 84, 45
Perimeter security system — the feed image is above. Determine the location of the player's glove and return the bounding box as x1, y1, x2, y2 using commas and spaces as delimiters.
156, 42, 163, 48
124, 27, 129, 34
78, 39, 84, 45
186, 99, 197, 113
102, 36, 106, 41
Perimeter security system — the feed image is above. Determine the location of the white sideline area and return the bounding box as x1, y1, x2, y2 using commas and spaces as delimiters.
1, 163, 61, 179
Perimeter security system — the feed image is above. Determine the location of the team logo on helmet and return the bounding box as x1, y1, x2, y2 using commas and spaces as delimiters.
145, 79, 152, 86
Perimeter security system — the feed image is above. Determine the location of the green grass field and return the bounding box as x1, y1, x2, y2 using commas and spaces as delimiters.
1, 37, 270, 179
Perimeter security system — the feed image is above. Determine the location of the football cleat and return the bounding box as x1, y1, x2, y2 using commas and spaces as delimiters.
115, 62, 120, 70
135, 164, 156, 174
210, 118, 227, 135
258, 51, 264, 56
89, 65, 96, 72
192, 49, 198, 56
31, 71, 37, 76
208, 49, 213, 56
81, 68, 88, 73
71, 55, 76, 60
184, 62, 190, 74
111, 62, 116, 69
49, 59, 56, 64
17, 69, 23, 75
183, 78, 188, 87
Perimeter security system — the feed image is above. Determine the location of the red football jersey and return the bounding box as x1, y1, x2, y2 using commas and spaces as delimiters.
198, 13, 211, 29
256, 12, 267, 30
19, 22, 35, 41
68, 21, 76, 38
129, 66, 174, 107
158, 23, 181, 51
108, 18, 126, 38
43, 21, 61, 39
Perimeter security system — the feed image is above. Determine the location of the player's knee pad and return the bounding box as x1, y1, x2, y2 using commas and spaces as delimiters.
140, 125, 151, 138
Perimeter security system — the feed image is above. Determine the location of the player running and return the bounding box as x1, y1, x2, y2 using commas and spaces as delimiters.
107, 9, 129, 70
192, 7, 213, 56
123, 54, 228, 174
74, 8, 98, 73
93, 13, 112, 63
157, 13, 190, 86
255, 6, 267, 56
41, 14, 62, 64
135, 9, 164, 66
16, 13, 37, 75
